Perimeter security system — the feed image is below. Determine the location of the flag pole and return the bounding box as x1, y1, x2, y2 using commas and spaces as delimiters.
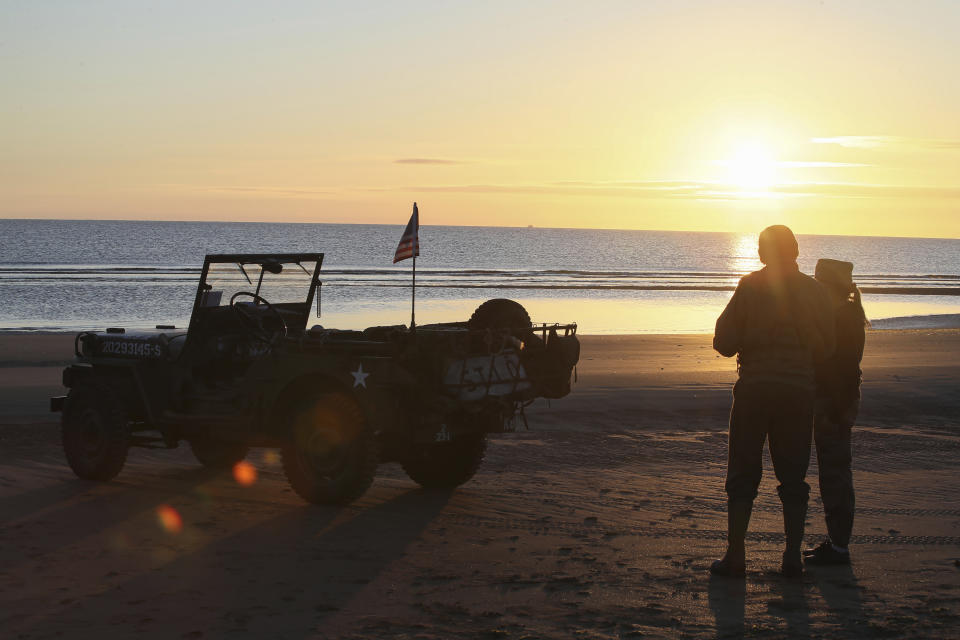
411, 253, 416, 331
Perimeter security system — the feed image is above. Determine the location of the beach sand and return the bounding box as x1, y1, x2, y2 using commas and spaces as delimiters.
1, 330, 958, 638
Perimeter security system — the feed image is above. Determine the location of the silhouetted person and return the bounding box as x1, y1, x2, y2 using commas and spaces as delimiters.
805, 259, 867, 565
711, 225, 835, 578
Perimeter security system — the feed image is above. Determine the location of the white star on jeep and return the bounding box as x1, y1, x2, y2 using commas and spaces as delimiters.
351, 363, 370, 388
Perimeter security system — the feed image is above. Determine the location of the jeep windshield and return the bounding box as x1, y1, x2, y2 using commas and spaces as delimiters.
190, 253, 323, 335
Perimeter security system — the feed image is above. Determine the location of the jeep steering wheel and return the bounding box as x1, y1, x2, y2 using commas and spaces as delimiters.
230, 291, 288, 343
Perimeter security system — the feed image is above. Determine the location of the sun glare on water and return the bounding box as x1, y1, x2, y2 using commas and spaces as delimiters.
722, 142, 778, 191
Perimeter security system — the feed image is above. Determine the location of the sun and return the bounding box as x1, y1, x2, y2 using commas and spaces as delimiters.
721, 142, 777, 191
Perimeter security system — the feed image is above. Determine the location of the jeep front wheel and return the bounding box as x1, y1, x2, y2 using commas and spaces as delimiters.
401, 434, 487, 489
281, 391, 377, 505
61, 382, 130, 481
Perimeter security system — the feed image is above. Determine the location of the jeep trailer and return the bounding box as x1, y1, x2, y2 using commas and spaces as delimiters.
51, 253, 580, 505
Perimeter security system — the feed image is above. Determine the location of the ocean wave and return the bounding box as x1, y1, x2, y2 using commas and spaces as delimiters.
1, 263, 959, 295
870, 314, 960, 329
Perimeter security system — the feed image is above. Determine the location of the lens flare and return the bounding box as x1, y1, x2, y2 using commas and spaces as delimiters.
156, 504, 183, 534
233, 460, 258, 486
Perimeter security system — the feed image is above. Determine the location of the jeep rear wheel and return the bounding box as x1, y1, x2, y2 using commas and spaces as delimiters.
61, 382, 130, 481
189, 438, 249, 469
401, 434, 487, 489
281, 391, 377, 505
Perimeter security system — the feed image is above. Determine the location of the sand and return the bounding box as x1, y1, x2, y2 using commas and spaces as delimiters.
1, 330, 959, 638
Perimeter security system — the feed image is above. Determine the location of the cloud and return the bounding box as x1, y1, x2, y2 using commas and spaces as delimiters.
372, 181, 718, 199
810, 136, 888, 149
773, 182, 960, 199
376, 180, 960, 201
554, 180, 702, 190
394, 158, 468, 165
179, 179, 960, 203
368, 181, 752, 199
811, 136, 960, 150
200, 186, 333, 197
776, 161, 869, 168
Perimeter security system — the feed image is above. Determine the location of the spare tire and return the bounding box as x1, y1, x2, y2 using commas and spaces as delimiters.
468, 299, 532, 333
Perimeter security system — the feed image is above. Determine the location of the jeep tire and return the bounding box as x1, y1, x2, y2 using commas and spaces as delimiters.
281, 391, 377, 505
401, 434, 487, 488
189, 437, 249, 469
61, 382, 130, 481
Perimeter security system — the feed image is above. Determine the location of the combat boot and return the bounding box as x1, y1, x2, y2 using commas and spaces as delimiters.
710, 500, 753, 577
781, 501, 807, 578
804, 539, 851, 565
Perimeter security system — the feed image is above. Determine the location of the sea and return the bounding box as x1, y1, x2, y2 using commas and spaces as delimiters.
1, 219, 958, 334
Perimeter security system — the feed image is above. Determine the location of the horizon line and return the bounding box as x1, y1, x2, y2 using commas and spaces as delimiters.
0, 216, 958, 242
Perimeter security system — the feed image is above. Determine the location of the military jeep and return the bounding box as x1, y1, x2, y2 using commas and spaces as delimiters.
51, 253, 579, 504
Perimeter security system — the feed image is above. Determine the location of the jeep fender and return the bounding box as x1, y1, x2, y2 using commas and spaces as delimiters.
259, 357, 413, 437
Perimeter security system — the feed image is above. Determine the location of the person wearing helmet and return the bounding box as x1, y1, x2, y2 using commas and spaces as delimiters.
711, 225, 835, 578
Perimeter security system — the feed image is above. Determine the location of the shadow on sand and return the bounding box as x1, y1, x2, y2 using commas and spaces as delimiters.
809, 564, 868, 633
707, 574, 746, 639
0, 467, 216, 563
16, 485, 453, 636
765, 573, 810, 637
708, 565, 867, 639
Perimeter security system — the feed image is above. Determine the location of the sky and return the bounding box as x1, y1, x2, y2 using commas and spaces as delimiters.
2, 0, 959, 237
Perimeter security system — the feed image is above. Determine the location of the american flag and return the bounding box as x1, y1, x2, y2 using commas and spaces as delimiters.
393, 202, 420, 263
